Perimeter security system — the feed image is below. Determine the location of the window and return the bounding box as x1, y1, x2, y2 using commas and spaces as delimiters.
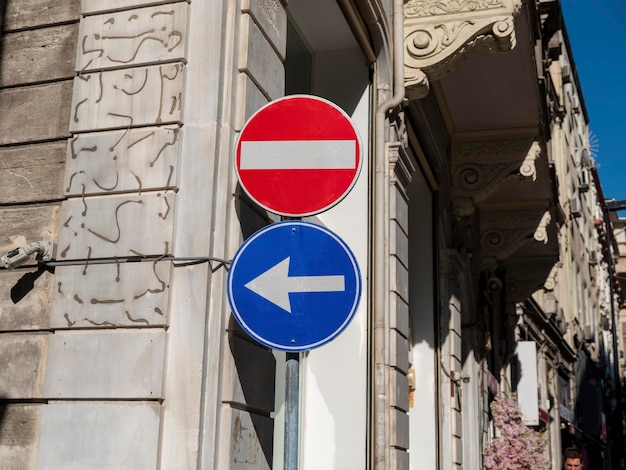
558, 372, 571, 409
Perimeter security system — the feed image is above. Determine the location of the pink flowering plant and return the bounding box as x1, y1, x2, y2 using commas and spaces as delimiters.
482, 394, 550, 470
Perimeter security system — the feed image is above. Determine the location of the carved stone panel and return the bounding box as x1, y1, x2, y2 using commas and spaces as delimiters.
69, 63, 184, 132
65, 126, 180, 196
451, 137, 539, 217
505, 257, 556, 303
51, 262, 170, 328
57, 192, 175, 259
404, 0, 522, 99
480, 206, 551, 261
76, 3, 188, 72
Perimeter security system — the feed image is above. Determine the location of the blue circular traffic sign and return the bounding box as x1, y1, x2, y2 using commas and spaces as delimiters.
227, 221, 361, 351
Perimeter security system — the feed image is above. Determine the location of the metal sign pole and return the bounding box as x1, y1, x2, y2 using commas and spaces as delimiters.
284, 352, 299, 470
230, 96, 363, 470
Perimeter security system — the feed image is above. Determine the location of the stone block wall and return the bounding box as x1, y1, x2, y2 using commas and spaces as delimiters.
1, 0, 287, 467
1, 0, 183, 466
0, 1, 80, 466
42, 1, 187, 467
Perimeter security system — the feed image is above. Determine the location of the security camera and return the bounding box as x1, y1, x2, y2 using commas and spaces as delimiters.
1, 241, 56, 269
487, 277, 503, 293
1, 247, 30, 269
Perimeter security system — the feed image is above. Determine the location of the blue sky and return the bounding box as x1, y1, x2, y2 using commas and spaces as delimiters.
561, 0, 626, 203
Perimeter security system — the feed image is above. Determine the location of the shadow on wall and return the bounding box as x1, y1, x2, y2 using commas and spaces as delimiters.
234, 183, 274, 240
569, 352, 608, 470
574, 351, 604, 437
10, 266, 52, 304
0, 400, 6, 435
227, 315, 276, 468
0, 398, 7, 462
221, 184, 277, 467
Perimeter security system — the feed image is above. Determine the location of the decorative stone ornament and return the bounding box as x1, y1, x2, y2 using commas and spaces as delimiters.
480, 205, 552, 261
505, 257, 557, 303
451, 137, 540, 217
404, 0, 522, 99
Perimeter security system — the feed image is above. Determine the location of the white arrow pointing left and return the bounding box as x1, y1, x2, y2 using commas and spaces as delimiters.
244, 257, 345, 313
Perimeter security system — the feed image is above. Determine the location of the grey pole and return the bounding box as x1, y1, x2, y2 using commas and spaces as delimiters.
284, 352, 300, 470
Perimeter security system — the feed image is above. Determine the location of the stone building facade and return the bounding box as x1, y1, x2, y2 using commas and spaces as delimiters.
0, 0, 622, 469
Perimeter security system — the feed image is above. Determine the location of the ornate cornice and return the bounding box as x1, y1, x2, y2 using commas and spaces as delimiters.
405, 0, 509, 16
404, 0, 522, 99
505, 257, 557, 303
480, 206, 551, 261
451, 138, 540, 217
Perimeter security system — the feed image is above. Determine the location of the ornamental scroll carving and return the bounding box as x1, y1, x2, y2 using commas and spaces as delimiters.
70, 63, 184, 133
404, 0, 522, 99
54, 2, 188, 333
65, 126, 180, 197
51, 262, 170, 328
58, 192, 175, 260
543, 261, 562, 291
505, 258, 557, 302
76, 3, 188, 72
451, 138, 540, 217
480, 206, 551, 261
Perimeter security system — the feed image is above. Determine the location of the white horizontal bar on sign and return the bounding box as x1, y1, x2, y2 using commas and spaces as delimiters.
240, 140, 357, 170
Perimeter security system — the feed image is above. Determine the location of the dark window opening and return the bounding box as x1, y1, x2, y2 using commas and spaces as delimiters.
285, 18, 312, 95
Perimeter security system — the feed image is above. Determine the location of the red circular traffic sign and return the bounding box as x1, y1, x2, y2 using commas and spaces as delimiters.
235, 95, 362, 217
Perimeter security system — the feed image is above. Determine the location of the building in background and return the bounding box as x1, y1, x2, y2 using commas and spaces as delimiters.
613, 212, 626, 392
605, 201, 626, 469
0, 0, 623, 469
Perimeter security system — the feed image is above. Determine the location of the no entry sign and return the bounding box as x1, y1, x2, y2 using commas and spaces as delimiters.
235, 95, 362, 217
